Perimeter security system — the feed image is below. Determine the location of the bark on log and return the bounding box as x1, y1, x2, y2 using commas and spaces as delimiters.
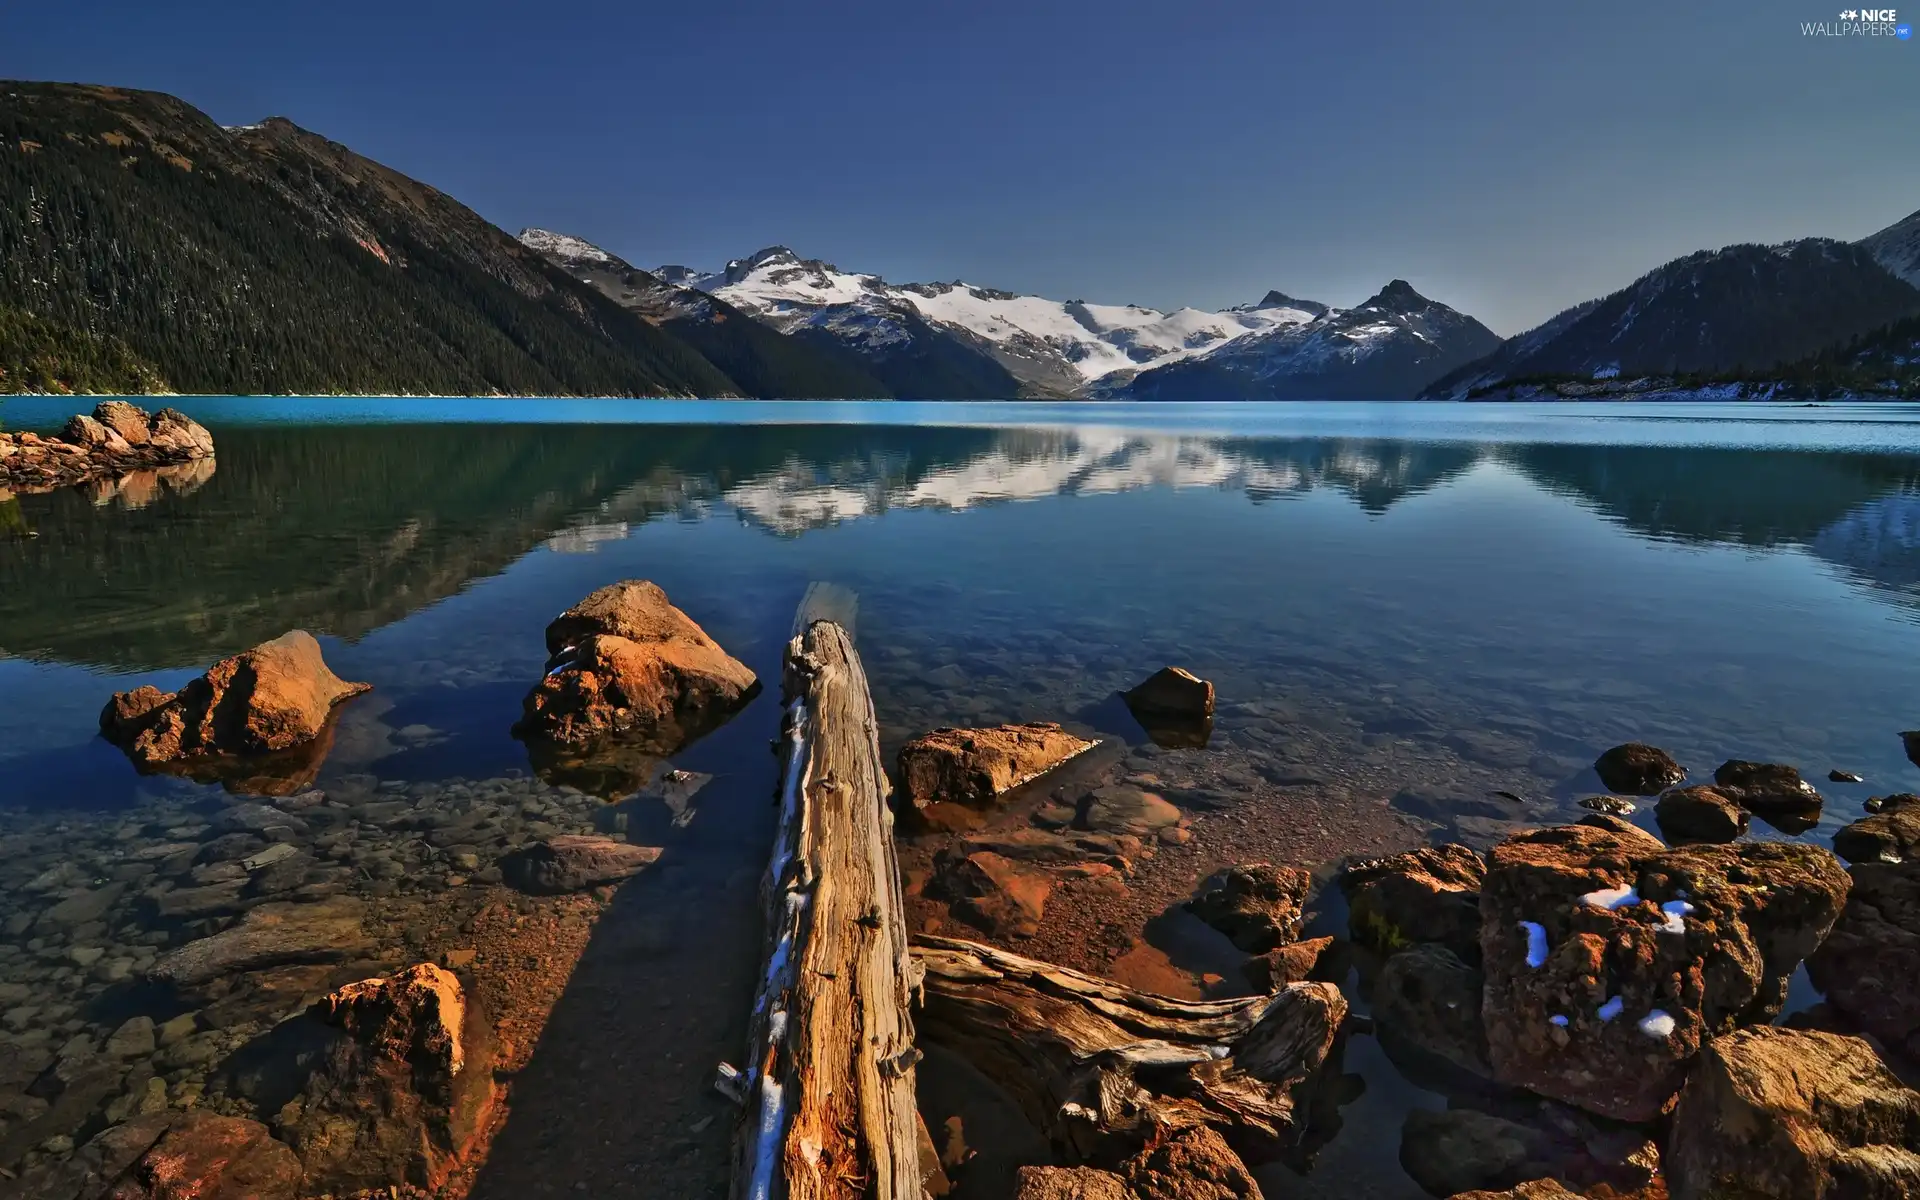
730, 592, 925, 1200
910, 936, 1347, 1170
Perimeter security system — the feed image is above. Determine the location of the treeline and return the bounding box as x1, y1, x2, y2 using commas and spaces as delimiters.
0, 84, 739, 397
0, 304, 167, 394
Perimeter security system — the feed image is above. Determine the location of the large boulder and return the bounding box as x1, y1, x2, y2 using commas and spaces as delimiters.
100, 631, 371, 767
515, 581, 756, 750
1832, 795, 1920, 864
276, 963, 495, 1194
1667, 1026, 1920, 1199
1187, 863, 1312, 953
1342, 844, 1487, 963
1479, 824, 1849, 1122
1398, 1108, 1557, 1198
1713, 759, 1824, 831
1123, 666, 1215, 722
499, 835, 660, 895
1655, 785, 1750, 844
1807, 861, 1920, 1061
144, 407, 216, 458
93, 400, 154, 446
1593, 742, 1686, 794
60, 413, 131, 454
895, 723, 1097, 808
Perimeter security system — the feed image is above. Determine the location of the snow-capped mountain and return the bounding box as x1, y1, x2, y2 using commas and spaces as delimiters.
1422, 239, 1920, 400
653, 246, 1326, 399
517, 229, 892, 399
1115, 280, 1501, 401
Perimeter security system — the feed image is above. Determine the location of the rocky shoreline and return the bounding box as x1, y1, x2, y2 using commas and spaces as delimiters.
2, 567, 1918, 1199
1, 402, 214, 498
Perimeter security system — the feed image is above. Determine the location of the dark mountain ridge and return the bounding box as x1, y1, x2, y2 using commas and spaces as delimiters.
0, 82, 740, 397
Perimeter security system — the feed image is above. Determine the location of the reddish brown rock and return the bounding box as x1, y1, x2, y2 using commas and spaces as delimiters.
930, 849, 1052, 938
1243, 935, 1337, 991
1655, 785, 1751, 844
1668, 1026, 1920, 1200
1449, 1182, 1583, 1200
1593, 742, 1686, 795
895, 722, 1098, 808
1012, 1165, 1129, 1200
1480, 825, 1850, 1122
277, 963, 495, 1194
110, 1112, 303, 1200
144, 407, 216, 458
94, 400, 154, 447
1808, 861, 1920, 1061
1120, 1125, 1260, 1200
516, 581, 756, 750
499, 835, 661, 895
61, 413, 130, 454
1342, 843, 1489, 963
1188, 863, 1313, 953
99, 631, 371, 766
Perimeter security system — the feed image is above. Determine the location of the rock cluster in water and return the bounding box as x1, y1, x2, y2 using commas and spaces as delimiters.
0, 402, 214, 495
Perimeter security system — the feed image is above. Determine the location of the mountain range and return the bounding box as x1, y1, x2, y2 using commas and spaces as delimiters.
4, 80, 1920, 400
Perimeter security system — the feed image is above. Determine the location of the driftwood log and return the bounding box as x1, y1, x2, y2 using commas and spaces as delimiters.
727, 586, 928, 1200
910, 936, 1348, 1170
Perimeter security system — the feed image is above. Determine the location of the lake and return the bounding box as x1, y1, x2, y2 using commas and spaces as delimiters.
2, 399, 1918, 1198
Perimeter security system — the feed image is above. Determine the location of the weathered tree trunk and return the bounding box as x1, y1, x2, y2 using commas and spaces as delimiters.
910, 936, 1347, 1170
729, 587, 928, 1200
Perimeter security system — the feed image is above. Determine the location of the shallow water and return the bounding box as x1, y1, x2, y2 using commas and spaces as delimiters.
3, 400, 1919, 1195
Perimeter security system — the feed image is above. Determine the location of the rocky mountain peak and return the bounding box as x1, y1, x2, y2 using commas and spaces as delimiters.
1359, 279, 1431, 314
1255, 290, 1330, 317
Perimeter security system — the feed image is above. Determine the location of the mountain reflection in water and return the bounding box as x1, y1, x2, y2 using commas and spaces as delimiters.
3, 423, 1919, 672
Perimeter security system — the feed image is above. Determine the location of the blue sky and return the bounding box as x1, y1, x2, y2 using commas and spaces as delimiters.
5, 0, 1918, 334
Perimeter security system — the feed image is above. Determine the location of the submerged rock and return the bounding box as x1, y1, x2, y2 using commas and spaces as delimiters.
499, 835, 661, 895
14, 1111, 301, 1200
100, 631, 370, 767
149, 897, 371, 987
514, 581, 757, 751
929, 849, 1051, 938
1576, 795, 1636, 817
277, 963, 495, 1195
1398, 1108, 1558, 1198
1078, 784, 1182, 838
1374, 943, 1490, 1081
1713, 759, 1825, 830
1655, 785, 1750, 844
894, 723, 1097, 809
1479, 824, 1848, 1122
1667, 1026, 1920, 1200
1592, 742, 1686, 795
1342, 844, 1486, 963
1187, 863, 1312, 953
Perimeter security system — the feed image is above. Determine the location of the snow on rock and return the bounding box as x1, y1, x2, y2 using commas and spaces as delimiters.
1598, 996, 1625, 1022
1639, 1009, 1677, 1039
518, 228, 617, 266
1520, 921, 1549, 968
1581, 885, 1641, 911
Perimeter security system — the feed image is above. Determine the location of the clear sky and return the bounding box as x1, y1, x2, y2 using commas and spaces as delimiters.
6, 0, 1919, 334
